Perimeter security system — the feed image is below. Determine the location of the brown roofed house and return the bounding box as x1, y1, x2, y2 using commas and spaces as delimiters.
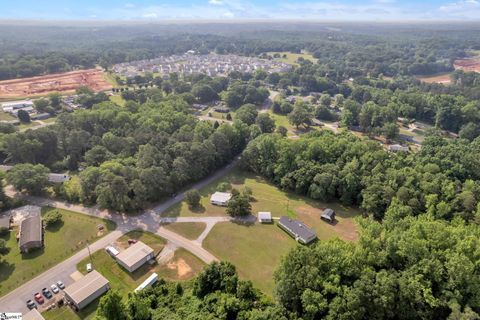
19, 215, 44, 253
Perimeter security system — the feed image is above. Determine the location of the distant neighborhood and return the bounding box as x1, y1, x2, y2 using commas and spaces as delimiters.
112, 52, 293, 79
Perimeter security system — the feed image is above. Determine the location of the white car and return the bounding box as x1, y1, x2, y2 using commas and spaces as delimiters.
50, 284, 59, 294
86, 263, 92, 273
56, 281, 65, 290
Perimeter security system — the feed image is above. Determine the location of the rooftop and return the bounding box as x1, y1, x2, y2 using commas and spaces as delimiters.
116, 241, 154, 268
279, 216, 316, 241
258, 212, 272, 219
0, 214, 11, 229
23, 308, 45, 320
322, 208, 335, 218
19, 214, 42, 247
210, 192, 232, 203
64, 270, 109, 304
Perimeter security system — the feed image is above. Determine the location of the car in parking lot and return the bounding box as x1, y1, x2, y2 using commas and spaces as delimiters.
56, 280, 65, 289
26, 299, 36, 309
34, 293, 44, 304
86, 263, 92, 272
51, 284, 59, 294
42, 287, 52, 299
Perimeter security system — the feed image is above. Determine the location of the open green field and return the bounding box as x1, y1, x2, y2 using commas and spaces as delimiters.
267, 51, 317, 65
18, 121, 42, 130
42, 117, 57, 124
204, 222, 296, 294
109, 95, 126, 107
0, 111, 16, 121
163, 222, 206, 240
0, 207, 116, 296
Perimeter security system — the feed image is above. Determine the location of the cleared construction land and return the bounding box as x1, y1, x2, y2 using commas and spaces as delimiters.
0, 69, 112, 99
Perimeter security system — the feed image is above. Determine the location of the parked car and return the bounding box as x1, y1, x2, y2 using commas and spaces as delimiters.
34, 293, 44, 304
127, 239, 138, 245
56, 280, 65, 289
26, 299, 36, 309
86, 263, 92, 273
51, 284, 59, 294
42, 287, 52, 299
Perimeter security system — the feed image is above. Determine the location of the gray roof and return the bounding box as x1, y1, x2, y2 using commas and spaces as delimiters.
279, 216, 316, 242
19, 215, 42, 247
322, 208, 335, 218
64, 270, 109, 305
0, 215, 11, 229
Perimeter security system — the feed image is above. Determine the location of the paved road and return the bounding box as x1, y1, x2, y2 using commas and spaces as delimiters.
0, 158, 240, 314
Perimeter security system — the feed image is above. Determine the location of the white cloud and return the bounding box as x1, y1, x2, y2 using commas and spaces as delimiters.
124, 3, 135, 8
208, 0, 224, 5
438, 0, 480, 19
142, 12, 158, 19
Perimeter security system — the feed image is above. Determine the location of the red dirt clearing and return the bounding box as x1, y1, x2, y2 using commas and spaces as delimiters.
0, 69, 112, 98
454, 59, 480, 73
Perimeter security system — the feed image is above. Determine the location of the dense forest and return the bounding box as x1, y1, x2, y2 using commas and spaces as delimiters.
1, 23, 480, 80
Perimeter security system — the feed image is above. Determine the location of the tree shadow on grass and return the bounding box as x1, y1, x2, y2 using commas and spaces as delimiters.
190, 205, 206, 214
0, 260, 15, 282
45, 220, 64, 233
21, 247, 45, 260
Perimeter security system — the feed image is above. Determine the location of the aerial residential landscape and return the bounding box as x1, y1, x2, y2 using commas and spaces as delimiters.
1, 1, 480, 319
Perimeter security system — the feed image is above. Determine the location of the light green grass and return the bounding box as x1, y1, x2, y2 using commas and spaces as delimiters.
0, 208, 116, 296
43, 301, 98, 320
162, 222, 206, 240
109, 95, 126, 107
267, 51, 317, 65
103, 72, 120, 88
204, 222, 297, 295
0, 111, 16, 121
42, 117, 57, 124
18, 121, 41, 130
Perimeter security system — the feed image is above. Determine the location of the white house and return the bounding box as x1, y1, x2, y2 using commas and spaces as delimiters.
388, 144, 409, 153
258, 212, 272, 223
210, 192, 232, 206
115, 241, 155, 273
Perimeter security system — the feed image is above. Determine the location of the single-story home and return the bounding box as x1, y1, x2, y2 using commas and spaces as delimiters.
388, 144, 409, 153
19, 214, 44, 253
321, 208, 336, 223
64, 270, 109, 310
213, 106, 230, 113
23, 308, 45, 320
48, 173, 71, 184
31, 113, 51, 121
2, 100, 34, 113
278, 216, 317, 245
0, 214, 12, 233
115, 241, 155, 273
258, 212, 272, 223
210, 192, 232, 206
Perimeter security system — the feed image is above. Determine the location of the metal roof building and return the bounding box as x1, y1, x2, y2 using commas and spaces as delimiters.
64, 270, 109, 310
210, 192, 232, 206
258, 212, 272, 223
278, 216, 317, 245
115, 241, 154, 273
19, 214, 43, 253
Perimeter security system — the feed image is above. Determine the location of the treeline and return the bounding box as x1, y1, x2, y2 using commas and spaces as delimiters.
1, 23, 479, 80
242, 131, 480, 221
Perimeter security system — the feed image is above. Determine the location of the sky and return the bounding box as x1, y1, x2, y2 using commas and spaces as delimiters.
1, 0, 480, 21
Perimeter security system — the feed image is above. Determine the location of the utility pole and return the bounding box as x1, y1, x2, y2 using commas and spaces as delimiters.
86, 241, 93, 265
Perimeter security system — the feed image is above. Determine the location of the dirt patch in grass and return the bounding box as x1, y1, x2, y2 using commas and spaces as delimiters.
295, 205, 358, 242
166, 258, 192, 279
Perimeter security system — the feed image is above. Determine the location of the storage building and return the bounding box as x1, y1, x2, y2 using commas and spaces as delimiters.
258, 212, 272, 223
210, 192, 232, 206
64, 270, 109, 310
278, 216, 317, 245
19, 215, 43, 253
116, 241, 154, 273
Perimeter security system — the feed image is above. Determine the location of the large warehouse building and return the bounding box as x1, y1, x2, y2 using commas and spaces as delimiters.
64, 270, 109, 310
116, 241, 154, 273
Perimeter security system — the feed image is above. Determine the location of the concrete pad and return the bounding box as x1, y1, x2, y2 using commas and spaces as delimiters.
70, 271, 84, 281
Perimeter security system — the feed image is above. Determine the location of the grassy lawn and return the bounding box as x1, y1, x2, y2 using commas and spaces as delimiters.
267, 51, 317, 65
204, 222, 296, 295
18, 121, 41, 130
103, 72, 120, 88
0, 207, 116, 297
109, 95, 126, 107
0, 111, 16, 121
43, 117, 57, 124
43, 301, 98, 320
162, 222, 206, 240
